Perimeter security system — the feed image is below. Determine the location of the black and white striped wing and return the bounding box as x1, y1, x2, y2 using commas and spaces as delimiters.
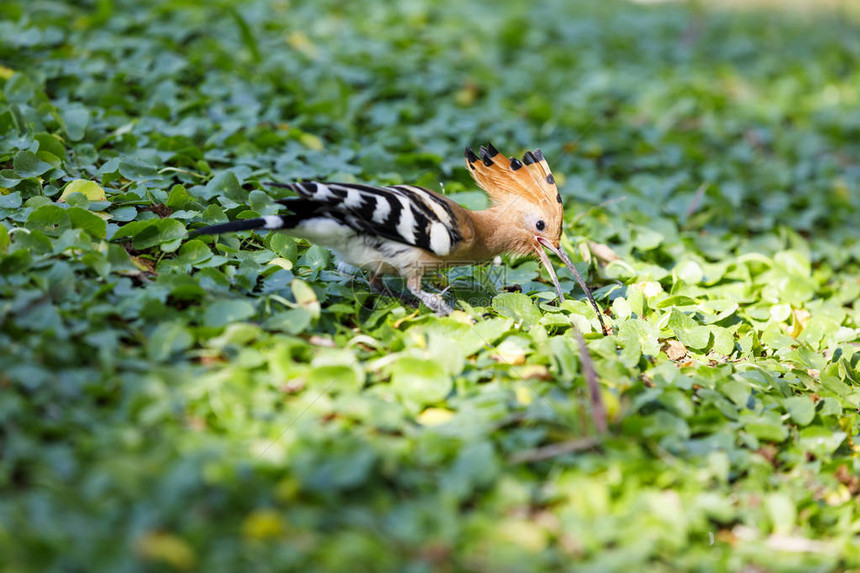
270, 182, 464, 257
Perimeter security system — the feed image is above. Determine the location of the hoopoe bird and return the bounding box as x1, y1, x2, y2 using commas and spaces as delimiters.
196, 144, 607, 334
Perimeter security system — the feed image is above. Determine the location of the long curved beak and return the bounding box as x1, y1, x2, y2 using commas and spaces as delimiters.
535, 236, 608, 335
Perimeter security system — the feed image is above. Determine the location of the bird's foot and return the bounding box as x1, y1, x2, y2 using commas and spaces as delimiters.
408, 287, 453, 316
368, 277, 413, 305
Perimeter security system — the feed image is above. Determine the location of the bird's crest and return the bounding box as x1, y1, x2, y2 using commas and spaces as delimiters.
465, 143, 562, 209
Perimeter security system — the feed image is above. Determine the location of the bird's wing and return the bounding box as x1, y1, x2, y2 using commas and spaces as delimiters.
269, 182, 471, 257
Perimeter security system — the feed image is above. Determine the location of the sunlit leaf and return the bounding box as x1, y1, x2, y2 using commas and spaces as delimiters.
389, 357, 452, 410
59, 179, 107, 202
668, 308, 711, 350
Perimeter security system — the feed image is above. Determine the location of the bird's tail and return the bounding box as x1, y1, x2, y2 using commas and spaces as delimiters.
193, 192, 315, 236
194, 216, 284, 235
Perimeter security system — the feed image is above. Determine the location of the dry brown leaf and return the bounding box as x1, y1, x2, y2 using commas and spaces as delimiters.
835, 464, 860, 494
130, 256, 157, 274
588, 241, 621, 263
663, 339, 688, 362
280, 379, 305, 394
491, 351, 526, 366
519, 364, 551, 380
308, 335, 337, 348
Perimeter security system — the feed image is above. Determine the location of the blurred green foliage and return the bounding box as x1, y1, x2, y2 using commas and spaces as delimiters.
1, 0, 860, 570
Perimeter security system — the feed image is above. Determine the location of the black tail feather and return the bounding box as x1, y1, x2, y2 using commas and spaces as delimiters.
192, 195, 315, 237
193, 218, 267, 236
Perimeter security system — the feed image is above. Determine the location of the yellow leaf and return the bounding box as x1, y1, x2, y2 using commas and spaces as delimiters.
59, 179, 107, 202
0, 66, 13, 80
825, 485, 852, 506
407, 329, 427, 349
392, 309, 421, 328
497, 519, 549, 552
242, 509, 285, 540
135, 532, 197, 570
287, 31, 319, 58
789, 307, 811, 338
291, 278, 320, 319
514, 385, 533, 406
274, 477, 301, 502
297, 132, 324, 151
491, 338, 527, 365
834, 178, 850, 202
417, 407, 454, 426
131, 256, 156, 273
448, 310, 474, 325
267, 257, 293, 271
454, 82, 479, 106
602, 388, 621, 421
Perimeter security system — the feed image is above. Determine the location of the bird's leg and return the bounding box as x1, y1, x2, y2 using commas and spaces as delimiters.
336, 261, 360, 276
367, 273, 384, 291
407, 272, 453, 316
338, 264, 409, 308
337, 261, 379, 293
367, 273, 412, 304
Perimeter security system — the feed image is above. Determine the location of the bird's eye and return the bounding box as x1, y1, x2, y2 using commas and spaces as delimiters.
535, 220, 546, 231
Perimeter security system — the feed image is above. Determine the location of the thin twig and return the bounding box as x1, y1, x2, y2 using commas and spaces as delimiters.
509, 436, 602, 464
158, 167, 210, 180
571, 325, 607, 434
684, 181, 709, 222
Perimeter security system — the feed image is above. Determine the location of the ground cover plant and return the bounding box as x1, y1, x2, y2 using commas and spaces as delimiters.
1, 0, 859, 570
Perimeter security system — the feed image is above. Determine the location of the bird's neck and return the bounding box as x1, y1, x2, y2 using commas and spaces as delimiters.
466, 206, 527, 260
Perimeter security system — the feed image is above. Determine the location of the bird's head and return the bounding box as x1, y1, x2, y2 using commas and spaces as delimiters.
465, 143, 580, 303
